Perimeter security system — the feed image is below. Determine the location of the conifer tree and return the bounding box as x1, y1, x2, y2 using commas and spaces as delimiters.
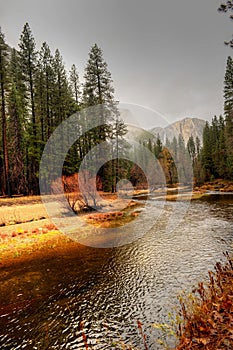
0, 28, 10, 196
82, 44, 117, 142
217, 115, 227, 177
8, 48, 27, 194
176, 134, 192, 184
82, 44, 125, 191
224, 57, 233, 116
52, 50, 78, 175
224, 56, 233, 177
53, 49, 75, 125
19, 23, 37, 140
218, 1, 233, 47
187, 135, 196, 165
19, 23, 38, 193
53, 49, 66, 125
69, 64, 80, 105
36, 42, 55, 142
170, 136, 178, 157
195, 136, 201, 156
83, 44, 114, 107
201, 122, 213, 180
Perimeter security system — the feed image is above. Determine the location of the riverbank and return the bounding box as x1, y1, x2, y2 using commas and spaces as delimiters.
1, 183, 232, 266
194, 178, 233, 193
0, 193, 142, 267
175, 252, 233, 349
123, 253, 233, 350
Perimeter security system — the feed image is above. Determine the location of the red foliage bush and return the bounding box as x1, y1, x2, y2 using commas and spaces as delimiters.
176, 252, 233, 349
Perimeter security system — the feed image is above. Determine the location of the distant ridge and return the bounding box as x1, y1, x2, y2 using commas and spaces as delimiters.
150, 117, 206, 145
125, 116, 206, 146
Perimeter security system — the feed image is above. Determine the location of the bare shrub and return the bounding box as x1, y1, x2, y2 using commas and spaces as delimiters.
62, 172, 99, 213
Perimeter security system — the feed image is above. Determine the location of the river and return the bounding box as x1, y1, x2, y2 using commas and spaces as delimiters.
1, 194, 233, 349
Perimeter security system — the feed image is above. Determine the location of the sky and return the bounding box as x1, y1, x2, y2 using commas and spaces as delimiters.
1, 0, 233, 128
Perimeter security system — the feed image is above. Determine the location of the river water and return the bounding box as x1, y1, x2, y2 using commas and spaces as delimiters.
1, 194, 233, 349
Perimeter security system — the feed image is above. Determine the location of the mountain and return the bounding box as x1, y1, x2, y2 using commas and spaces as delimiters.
150, 117, 206, 145
121, 107, 206, 146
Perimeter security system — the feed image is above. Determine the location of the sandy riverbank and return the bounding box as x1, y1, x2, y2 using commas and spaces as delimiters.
0, 183, 232, 267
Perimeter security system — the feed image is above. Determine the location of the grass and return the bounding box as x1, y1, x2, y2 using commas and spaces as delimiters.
0, 227, 70, 263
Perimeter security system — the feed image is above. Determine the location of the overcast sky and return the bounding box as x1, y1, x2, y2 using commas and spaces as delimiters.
1, 0, 233, 127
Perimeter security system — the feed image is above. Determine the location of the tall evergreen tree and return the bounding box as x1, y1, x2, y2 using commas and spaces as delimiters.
69, 64, 80, 105
224, 56, 233, 177
176, 134, 192, 184
0, 28, 10, 196
217, 116, 227, 178
218, 1, 233, 47
53, 49, 75, 125
201, 122, 214, 180
19, 23, 37, 140
195, 136, 201, 156
36, 42, 55, 141
82, 44, 125, 191
8, 48, 27, 194
224, 57, 233, 116
19, 23, 39, 193
187, 135, 196, 165
82, 44, 116, 147
83, 44, 115, 107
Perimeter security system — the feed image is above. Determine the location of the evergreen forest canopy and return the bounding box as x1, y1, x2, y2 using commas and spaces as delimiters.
0, 22, 233, 198
0, 23, 126, 196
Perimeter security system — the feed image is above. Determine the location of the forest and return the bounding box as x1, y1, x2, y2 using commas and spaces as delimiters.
0, 23, 233, 198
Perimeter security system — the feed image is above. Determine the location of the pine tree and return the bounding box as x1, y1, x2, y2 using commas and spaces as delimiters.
171, 136, 178, 157
201, 122, 214, 180
53, 49, 75, 125
224, 57, 233, 116
53, 49, 67, 125
154, 136, 163, 158
69, 64, 80, 105
224, 56, 233, 177
176, 134, 192, 184
36, 42, 56, 141
218, 116, 227, 178
82, 44, 117, 142
83, 44, 115, 107
8, 48, 27, 194
52, 50, 78, 175
19, 23, 39, 193
0, 27, 10, 196
82, 44, 125, 191
187, 135, 196, 165
195, 136, 201, 156
19, 23, 37, 140
218, 1, 233, 47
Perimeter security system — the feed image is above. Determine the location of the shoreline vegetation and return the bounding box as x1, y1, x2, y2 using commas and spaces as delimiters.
175, 251, 233, 350
1, 179, 233, 265
105, 252, 233, 350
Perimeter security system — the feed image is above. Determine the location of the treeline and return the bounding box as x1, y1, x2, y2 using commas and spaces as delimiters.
0, 23, 123, 196
140, 55, 233, 187
192, 56, 233, 184
134, 134, 200, 187
1, 23, 233, 197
